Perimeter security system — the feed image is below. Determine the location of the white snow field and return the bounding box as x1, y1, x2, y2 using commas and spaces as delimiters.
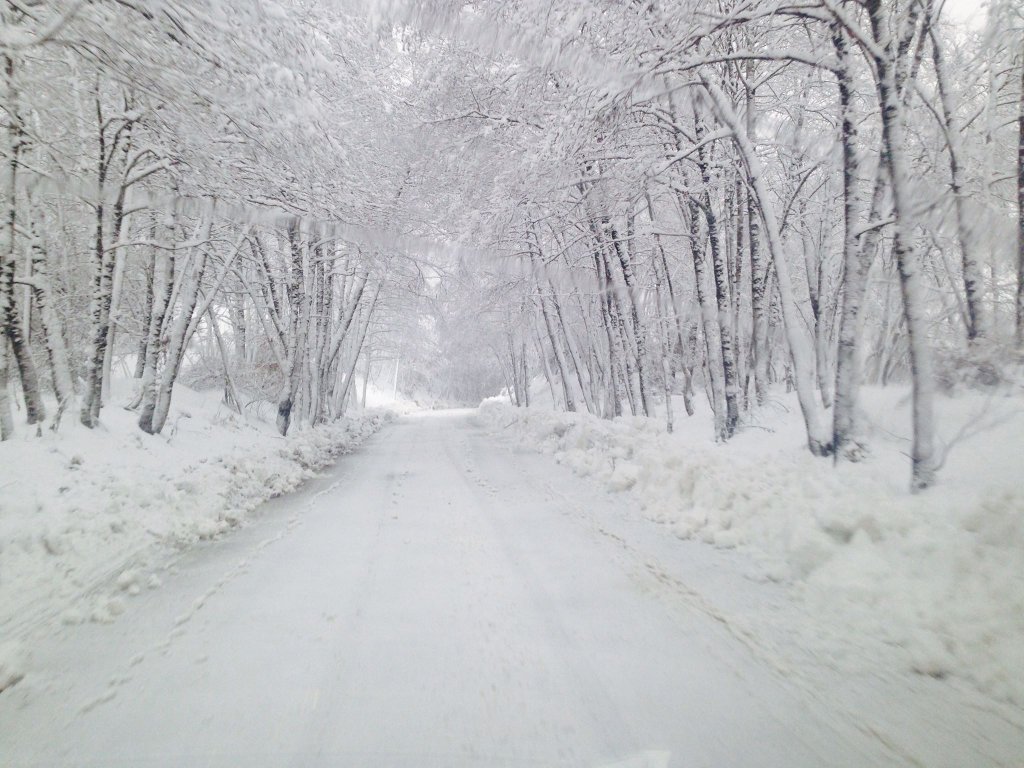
2, 410, 1022, 767
0, 381, 393, 696
480, 386, 1024, 708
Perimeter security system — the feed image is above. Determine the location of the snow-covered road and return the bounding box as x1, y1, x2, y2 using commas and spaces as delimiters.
3, 411, 1022, 767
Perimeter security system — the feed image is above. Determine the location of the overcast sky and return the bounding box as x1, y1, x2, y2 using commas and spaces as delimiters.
944, 0, 987, 28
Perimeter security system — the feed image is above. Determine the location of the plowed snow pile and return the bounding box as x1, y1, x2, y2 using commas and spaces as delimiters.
0, 383, 391, 637
479, 388, 1024, 705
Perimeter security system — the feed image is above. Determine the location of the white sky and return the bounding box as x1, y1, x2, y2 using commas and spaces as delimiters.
942, 0, 987, 28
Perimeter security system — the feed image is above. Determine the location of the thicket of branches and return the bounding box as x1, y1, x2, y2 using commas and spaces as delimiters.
1, 0, 1023, 491
0, 0, 445, 439
403, 0, 1024, 490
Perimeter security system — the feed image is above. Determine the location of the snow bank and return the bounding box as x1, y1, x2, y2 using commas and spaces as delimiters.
0, 383, 392, 643
478, 391, 1024, 705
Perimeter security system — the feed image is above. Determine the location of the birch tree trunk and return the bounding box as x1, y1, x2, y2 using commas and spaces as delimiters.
80, 91, 126, 427
1017, 52, 1024, 349
0, 340, 11, 440
277, 224, 309, 436
703, 78, 831, 455
534, 322, 559, 407
133, 241, 172, 417
686, 196, 728, 441
27, 218, 74, 421
1, 52, 45, 427
337, 285, 380, 415
100, 135, 137, 402
139, 221, 212, 435
534, 265, 575, 411
5, 294, 45, 427
647, 193, 695, 416
0, 55, 16, 404
602, 246, 640, 415
868, 0, 937, 490
749, 179, 770, 406
832, 24, 871, 460
930, 28, 987, 343
133, 221, 156, 380
610, 215, 651, 416
208, 308, 243, 413
594, 249, 624, 417
695, 121, 739, 436
652, 251, 675, 433
740, 85, 771, 407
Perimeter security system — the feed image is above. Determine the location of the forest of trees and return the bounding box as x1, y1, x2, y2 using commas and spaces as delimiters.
1, 0, 1022, 491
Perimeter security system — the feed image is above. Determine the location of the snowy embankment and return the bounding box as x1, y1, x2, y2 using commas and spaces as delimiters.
0, 384, 391, 666
478, 389, 1024, 705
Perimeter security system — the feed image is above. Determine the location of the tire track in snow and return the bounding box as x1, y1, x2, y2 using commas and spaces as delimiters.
529, 459, 927, 767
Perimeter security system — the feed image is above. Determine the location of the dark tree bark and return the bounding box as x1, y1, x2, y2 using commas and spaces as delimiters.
867, 0, 937, 490
695, 116, 739, 437
1017, 53, 1024, 349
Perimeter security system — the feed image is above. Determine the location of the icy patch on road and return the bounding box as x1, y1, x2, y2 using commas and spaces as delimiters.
479, 394, 1024, 706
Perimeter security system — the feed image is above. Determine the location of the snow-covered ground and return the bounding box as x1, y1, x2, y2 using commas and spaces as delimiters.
1, 410, 1021, 767
0, 380, 393, 684
479, 386, 1024, 709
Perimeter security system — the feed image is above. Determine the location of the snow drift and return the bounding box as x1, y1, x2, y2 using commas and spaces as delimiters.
478, 390, 1024, 706
0, 383, 391, 641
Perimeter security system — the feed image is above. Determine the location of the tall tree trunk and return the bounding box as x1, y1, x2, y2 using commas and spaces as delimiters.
647, 193, 695, 416
208, 308, 243, 414
686, 196, 728, 441
594, 250, 624, 417
0, 54, 17, 399
277, 225, 310, 436
101, 142, 133, 404
27, 218, 74, 421
930, 28, 987, 343
731, 176, 750, 407
134, 243, 172, 421
868, 0, 937, 490
703, 77, 831, 455
527, 231, 576, 410
4, 298, 45, 426
337, 285, 380, 415
520, 336, 530, 407
134, 222, 156, 379
535, 274, 575, 412
743, 88, 771, 407
548, 276, 594, 414
602, 246, 640, 415
749, 184, 770, 406
81, 90, 114, 427
833, 24, 873, 461
0, 340, 12, 440
652, 251, 675, 433
694, 120, 739, 436
610, 215, 651, 416
308, 257, 331, 424
1017, 52, 1024, 349
361, 346, 371, 409
544, 227, 597, 413
139, 221, 211, 435
1, 53, 44, 427
533, 322, 559, 407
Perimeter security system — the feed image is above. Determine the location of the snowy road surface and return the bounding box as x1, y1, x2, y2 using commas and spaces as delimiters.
3, 411, 1022, 767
